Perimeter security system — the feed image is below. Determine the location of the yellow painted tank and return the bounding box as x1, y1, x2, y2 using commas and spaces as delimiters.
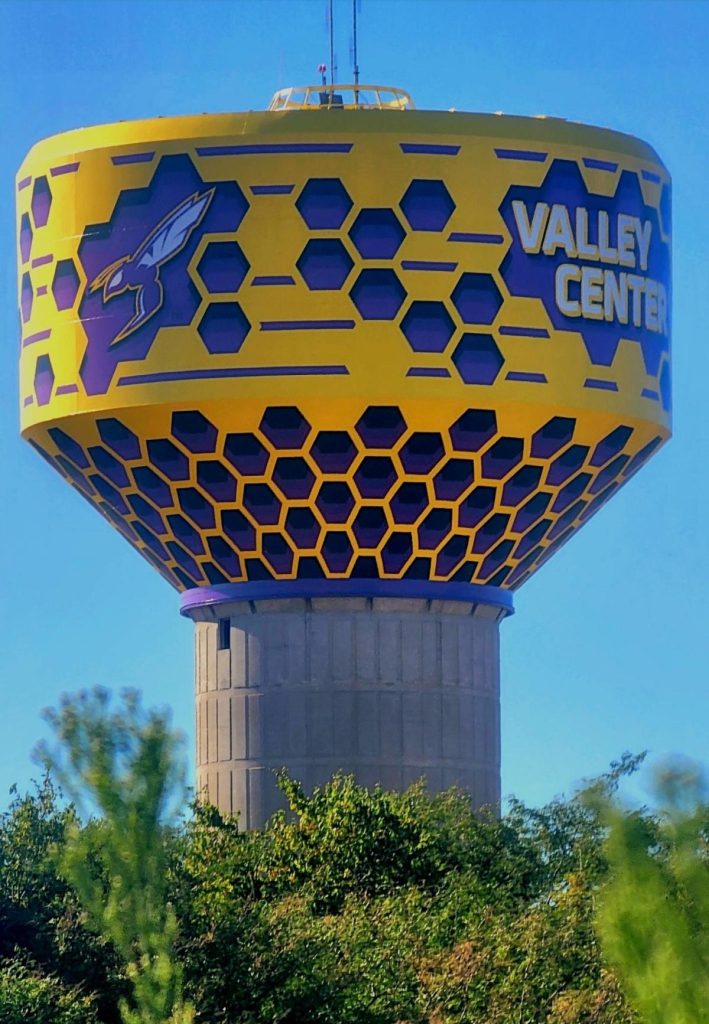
17, 85, 671, 612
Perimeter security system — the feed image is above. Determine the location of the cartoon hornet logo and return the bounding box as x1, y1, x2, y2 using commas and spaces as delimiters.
89, 188, 215, 346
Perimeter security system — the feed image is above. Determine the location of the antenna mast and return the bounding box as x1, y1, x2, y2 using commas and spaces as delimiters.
329, 0, 335, 85
353, 0, 360, 86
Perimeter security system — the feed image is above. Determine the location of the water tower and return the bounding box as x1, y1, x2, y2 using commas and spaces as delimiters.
17, 83, 671, 827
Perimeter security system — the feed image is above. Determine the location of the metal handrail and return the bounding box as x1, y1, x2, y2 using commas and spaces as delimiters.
267, 84, 415, 112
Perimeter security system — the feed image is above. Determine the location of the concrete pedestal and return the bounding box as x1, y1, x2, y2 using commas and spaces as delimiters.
186, 596, 506, 829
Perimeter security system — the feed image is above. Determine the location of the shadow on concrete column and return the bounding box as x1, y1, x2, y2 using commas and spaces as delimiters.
189, 596, 505, 829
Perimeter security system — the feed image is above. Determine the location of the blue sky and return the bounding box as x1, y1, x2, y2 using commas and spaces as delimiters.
1, 0, 706, 810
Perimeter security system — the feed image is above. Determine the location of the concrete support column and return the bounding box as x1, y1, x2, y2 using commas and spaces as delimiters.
187, 596, 505, 829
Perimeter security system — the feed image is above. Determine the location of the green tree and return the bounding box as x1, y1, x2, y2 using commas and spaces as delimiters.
0, 960, 98, 1024
38, 688, 194, 1024
593, 761, 709, 1024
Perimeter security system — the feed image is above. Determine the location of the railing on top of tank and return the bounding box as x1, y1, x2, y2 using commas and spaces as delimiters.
267, 84, 415, 111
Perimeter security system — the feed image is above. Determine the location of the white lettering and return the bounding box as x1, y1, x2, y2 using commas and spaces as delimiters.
581, 266, 604, 319
512, 200, 549, 253
543, 204, 576, 256
635, 218, 652, 272
555, 263, 581, 316
598, 211, 618, 263
576, 208, 599, 260
617, 214, 636, 267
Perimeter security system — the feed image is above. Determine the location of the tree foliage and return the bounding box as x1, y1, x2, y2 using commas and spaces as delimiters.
593, 762, 709, 1024
1, 691, 702, 1024
37, 688, 194, 1024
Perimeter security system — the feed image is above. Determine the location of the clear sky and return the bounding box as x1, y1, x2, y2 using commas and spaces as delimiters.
0, 0, 706, 810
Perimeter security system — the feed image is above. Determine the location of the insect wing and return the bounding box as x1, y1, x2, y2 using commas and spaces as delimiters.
136, 190, 214, 269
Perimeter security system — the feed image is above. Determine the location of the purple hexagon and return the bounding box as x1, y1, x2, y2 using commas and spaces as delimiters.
547, 445, 589, 486
472, 513, 510, 554
222, 509, 257, 550
197, 460, 237, 502
246, 558, 274, 581
296, 178, 353, 229
449, 409, 497, 452
97, 418, 141, 460
48, 427, 90, 469
478, 540, 514, 581
390, 481, 428, 524
147, 438, 190, 480
511, 491, 552, 533
52, 260, 81, 311
224, 432, 269, 474
350, 269, 406, 320
178, 487, 215, 529
349, 208, 406, 259
381, 532, 413, 573
451, 273, 503, 325
168, 542, 204, 582
132, 465, 173, 508
433, 458, 474, 500
514, 520, 553, 559
316, 481, 355, 524
172, 410, 217, 453
551, 473, 592, 514
400, 432, 445, 474
418, 508, 452, 549
243, 483, 281, 525
531, 416, 576, 458
134, 521, 169, 562
321, 531, 354, 573
501, 465, 542, 506
298, 556, 326, 578
459, 485, 496, 528
481, 437, 523, 479
435, 535, 468, 576
262, 533, 294, 574
19, 214, 32, 264
207, 536, 241, 578
310, 430, 358, 472
128, 494, 166, 535
589, 454, 629, 496
197, 302, 250, 354
351, 555, 378, 579
354, 456, 397, 498
297, 238, 354, 290
452, 333, 504, 385
89, 446, 130, 488
590, 425, 633, 467
400, 179, 455, 232
90, 474, 128, 514
167, 514, 205, 555
20, 272, 33, 323
31, 176, 52, 227
355, 406, 406, 447
197, 240, 249, 293
273, 456, 316, 499
285, 507, 321, 547
34, 354, 54, 406
400, 301, 455, 353
352, 506, 388, 547
260, 407, 311, 449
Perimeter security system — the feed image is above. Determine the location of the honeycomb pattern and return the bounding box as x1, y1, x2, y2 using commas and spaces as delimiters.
31, 403, 662, 595
197, 302, 250, 354
31, 176, 52, 227
297, 239, 354, 290
52, 259, 81, 311
296, 177, 353, 229
196, 240, 249, 293
400, 179, 455, 231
